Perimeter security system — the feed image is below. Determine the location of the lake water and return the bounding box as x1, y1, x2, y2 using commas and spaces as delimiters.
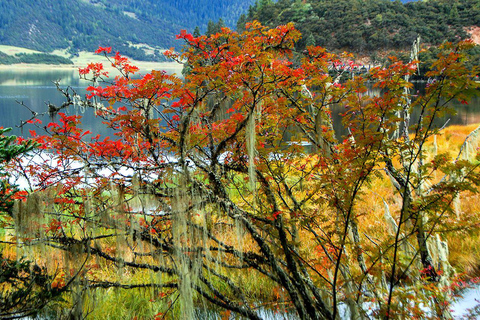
0, 67, 179, 137
1, 69, 480, 138
0, 68, 102, 137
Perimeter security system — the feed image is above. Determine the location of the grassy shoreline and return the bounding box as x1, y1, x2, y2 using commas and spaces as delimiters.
0, 45, 183, 73
0, 61, 184, 73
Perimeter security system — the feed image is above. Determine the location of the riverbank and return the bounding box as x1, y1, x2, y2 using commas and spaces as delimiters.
0, 46, 183, 73
0, 60, 183, 74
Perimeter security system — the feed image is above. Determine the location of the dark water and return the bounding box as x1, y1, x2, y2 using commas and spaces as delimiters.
329, 85, 480, 138
0, 69, 101, 137
1, 69, 479, 138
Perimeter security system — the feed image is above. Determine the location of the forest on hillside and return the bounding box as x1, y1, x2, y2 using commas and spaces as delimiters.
2, 0, 480, 63
239, 0, 480, 54
0, 0, 254, 60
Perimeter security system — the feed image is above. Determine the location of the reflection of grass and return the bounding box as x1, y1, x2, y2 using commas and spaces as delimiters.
83, 281, 176, 319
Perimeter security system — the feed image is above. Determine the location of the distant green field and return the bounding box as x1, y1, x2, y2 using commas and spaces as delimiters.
0, 46, 73, 65
0, 45, 43, 55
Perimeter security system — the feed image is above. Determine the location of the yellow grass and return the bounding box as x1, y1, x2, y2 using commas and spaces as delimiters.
362, 123, 480, 277
3, 123, 480, 317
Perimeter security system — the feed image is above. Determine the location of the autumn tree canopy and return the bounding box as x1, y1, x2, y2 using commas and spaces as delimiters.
7, 22, 480, 319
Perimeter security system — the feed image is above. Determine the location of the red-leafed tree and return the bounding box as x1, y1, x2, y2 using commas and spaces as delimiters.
8, 22, 480, 319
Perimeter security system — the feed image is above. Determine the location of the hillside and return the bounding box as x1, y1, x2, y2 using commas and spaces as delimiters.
239, 0, 480, 54
0, 0, 255, 61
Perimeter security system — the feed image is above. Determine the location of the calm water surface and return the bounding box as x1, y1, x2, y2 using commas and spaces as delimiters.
0, 69, 98, 136
1, 69, 479, 138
